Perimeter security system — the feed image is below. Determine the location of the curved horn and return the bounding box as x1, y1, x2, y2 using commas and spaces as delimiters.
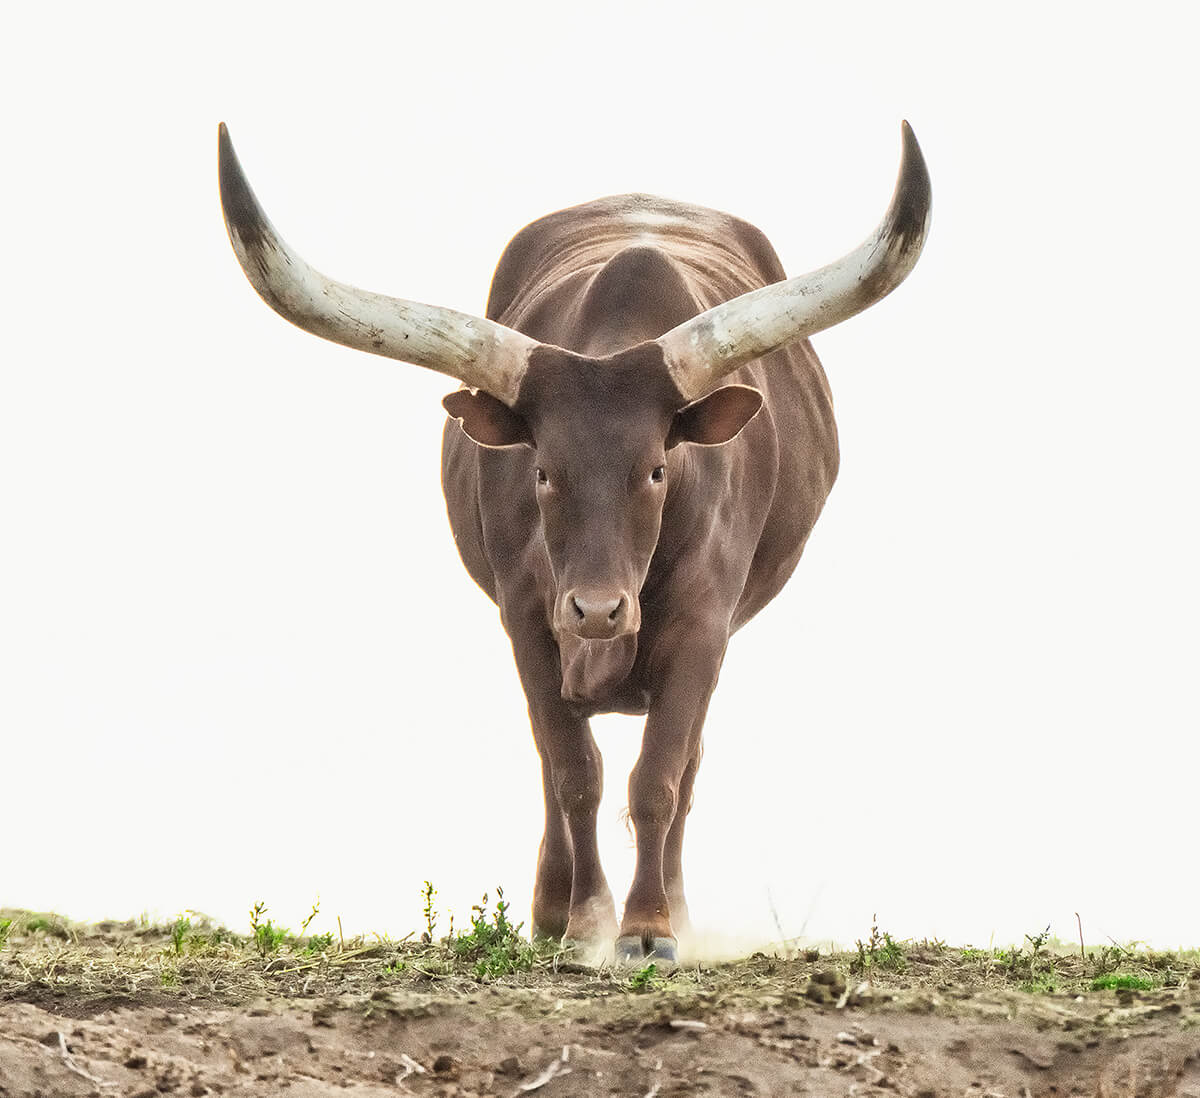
657, 121, 932, 401
218, 124, 538, 405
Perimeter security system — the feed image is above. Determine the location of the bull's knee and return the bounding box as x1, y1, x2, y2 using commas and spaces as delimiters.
628, 764, 679, 834
554, 761, 603, 823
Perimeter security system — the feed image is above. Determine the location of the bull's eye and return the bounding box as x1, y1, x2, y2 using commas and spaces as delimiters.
535, 466, 548, 485
650, 465, 666, 484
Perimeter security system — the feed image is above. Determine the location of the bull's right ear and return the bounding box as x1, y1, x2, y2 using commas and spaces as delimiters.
443, 389, 534, 448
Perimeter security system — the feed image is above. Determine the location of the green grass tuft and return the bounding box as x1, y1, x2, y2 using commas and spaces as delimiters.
170, 914, 191, 955
1092, 973, 1156, 991
628, 962, 660, 992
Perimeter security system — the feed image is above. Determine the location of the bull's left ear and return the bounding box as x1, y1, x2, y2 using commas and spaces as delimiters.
443, 388, 534, 448
667, 385, 763, 448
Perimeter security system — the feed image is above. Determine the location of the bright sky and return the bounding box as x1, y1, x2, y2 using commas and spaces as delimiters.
3, 3, 1197, 953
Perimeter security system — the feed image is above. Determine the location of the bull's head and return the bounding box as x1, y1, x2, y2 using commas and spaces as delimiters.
441, 343, 764, 647
218, 123, 930, 685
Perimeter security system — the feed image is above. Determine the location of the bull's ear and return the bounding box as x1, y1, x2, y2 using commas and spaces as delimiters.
667, 384, 763, 448
443, 388, 533, 448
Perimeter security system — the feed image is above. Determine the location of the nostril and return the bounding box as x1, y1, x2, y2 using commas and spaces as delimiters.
565, 591, 631, 633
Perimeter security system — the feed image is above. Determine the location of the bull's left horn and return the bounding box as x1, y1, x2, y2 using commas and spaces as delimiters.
218, 124, 538, 406
657, 121, 932, 401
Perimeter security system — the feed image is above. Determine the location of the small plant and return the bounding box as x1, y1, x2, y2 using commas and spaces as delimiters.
0, 917, 12, 950
628, 962, 660, 992
1092, 973, 1156, 992
304, 932, 335, 955
421, 882, 438, 943
852, 916, 907, 975
1025, 925, 1051, 959
447, 888, 535, 979
170, 914, 191, 956
1024, 924, 1054, 984
248, 902, 288, 958
21, 915, 67, 939
160, 964, 179, 987
183, 927, 230, 954
992, 925, 1059, 990
298, 900, 321, 939
1092, 940, 1140, 978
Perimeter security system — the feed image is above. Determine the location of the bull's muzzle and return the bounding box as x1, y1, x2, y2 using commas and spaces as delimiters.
559, 587, 636, 640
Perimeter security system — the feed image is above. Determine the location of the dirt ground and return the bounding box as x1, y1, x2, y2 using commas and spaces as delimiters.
2, 912, 1198, 1097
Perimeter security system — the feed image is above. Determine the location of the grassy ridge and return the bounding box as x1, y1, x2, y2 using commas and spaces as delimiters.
2, 902, 1197, 1010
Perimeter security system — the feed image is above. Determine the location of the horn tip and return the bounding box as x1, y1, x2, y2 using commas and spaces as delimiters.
892, 119, 931, 240
899, 120, 924, 166
217, 122, 273, 262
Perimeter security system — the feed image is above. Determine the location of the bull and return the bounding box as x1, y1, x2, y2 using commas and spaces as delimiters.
218, 122, 931, 964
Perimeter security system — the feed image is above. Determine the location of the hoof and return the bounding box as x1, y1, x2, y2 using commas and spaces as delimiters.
615, 935, 678, 967
559, 937, 611, 968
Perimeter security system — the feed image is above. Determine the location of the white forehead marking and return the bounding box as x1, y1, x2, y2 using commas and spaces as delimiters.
624, 208, 686, 228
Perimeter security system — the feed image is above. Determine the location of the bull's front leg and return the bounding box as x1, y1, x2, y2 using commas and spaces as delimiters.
527, 697, 618, 951
509, 616, 618, 953
617, 625, 725, 965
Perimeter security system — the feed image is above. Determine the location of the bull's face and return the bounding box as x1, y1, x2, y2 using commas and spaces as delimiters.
444, 344, 762, 645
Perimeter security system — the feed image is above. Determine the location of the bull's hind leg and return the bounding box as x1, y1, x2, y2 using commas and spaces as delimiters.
662, 743, 702, 941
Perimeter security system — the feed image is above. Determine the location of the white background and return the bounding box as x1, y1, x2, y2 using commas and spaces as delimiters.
3, 2, 1197, 953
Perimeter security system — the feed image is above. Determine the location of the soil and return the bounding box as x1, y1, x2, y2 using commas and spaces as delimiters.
2, 914, 1198, 1097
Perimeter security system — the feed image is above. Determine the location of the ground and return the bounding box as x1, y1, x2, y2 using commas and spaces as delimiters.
1, 909, 1198, 1097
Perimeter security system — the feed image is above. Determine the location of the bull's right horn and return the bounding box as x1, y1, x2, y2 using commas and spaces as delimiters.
218, 124, 538, 406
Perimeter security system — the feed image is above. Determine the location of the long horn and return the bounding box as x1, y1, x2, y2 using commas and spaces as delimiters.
657, 121, 932, 401
218, 124, 538, 406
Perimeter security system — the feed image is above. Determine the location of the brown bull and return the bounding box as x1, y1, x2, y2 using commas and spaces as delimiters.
218, 123, 931, 964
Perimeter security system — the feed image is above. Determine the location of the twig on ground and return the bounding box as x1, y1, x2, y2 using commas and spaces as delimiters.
1076, 913, 1085, 962
56, 1032, 116, 1088
275, 944, 389, 975
515, 1046, 571, 1094
397, 1052, 426, 1082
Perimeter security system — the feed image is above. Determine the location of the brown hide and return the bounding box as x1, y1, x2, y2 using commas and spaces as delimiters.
441, 195, 839, 958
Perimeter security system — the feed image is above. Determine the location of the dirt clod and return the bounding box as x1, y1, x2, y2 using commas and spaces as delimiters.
432, 1053, 458, 1075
